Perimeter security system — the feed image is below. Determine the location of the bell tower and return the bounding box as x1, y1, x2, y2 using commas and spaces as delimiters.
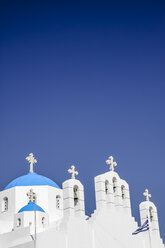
139, 189, 164, 248
94, 155, 131, 215
62, 165, 85, 217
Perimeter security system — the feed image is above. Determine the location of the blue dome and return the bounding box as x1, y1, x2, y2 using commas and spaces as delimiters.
18, 202, 45, 213
5, 172, 60, 190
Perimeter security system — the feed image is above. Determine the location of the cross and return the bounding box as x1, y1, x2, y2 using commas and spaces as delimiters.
68, 165, 78, 179
143, 189, 151, 201
27, 189, 37, 203
26, 153, 37, 173
106, 156, 117, 171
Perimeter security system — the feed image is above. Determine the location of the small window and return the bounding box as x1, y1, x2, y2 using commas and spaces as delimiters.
105, 180, 109, 194
113, 178, 117, 193
56, 195, 61, 209
121, 185, 125, 199
42, 217, 45, 225
2, 197, 8, 212
17, 218, 21, 227
73, 185, 79, 206
149, 207, 154, 222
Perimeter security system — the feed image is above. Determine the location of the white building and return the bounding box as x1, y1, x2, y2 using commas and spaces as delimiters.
0, 153, 164, 248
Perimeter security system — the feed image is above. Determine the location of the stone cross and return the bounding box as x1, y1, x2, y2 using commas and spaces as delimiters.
106, 156, 117, 171
26, 153, 37, 173
143, 189, 151, 201
27, 189, 37, 203
68, 165, 78, 179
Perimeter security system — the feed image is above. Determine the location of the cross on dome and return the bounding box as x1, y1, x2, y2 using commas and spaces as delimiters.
68, 165, 78, 179
106, 156, 117, 171
27, 189, 37, 203
26, 153, 37, 173
143, 189, 151, 201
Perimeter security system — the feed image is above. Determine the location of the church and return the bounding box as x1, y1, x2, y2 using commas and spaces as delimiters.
0, 153, 164, 248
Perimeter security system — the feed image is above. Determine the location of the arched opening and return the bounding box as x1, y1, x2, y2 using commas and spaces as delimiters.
2, 197, 8, 212
17, 218, 21, 227
105, 180, 109, 194
112, 178, 117, 193
149, 207, 154, 222
56, 195, 61, 209
42, 217, 45, 226
121, 185, 125, 199
73, 185, 79, 207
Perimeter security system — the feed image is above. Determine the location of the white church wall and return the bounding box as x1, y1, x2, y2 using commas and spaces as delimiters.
0, 185, 63, 235
48, 186, 63, 222
0, 188, 15, 220
140, 201, 159, 232
32, 227, 67, 248
15, 186, 48, 214
65, 217, 92, 248
10, 242, 33, 248
120, 179, 131, 214
14, 185, 63, 222
0, 219, 13, 234
95, 171, 131, 215
139, 200, 164, 248
90, 207, 143, 248
13, 211, 48, 234
0, 226, 31, 248
63, 179, 85, 217
0, 188, 16, 233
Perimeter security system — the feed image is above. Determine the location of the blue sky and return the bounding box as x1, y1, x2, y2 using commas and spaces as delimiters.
0, 1, 165, 241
